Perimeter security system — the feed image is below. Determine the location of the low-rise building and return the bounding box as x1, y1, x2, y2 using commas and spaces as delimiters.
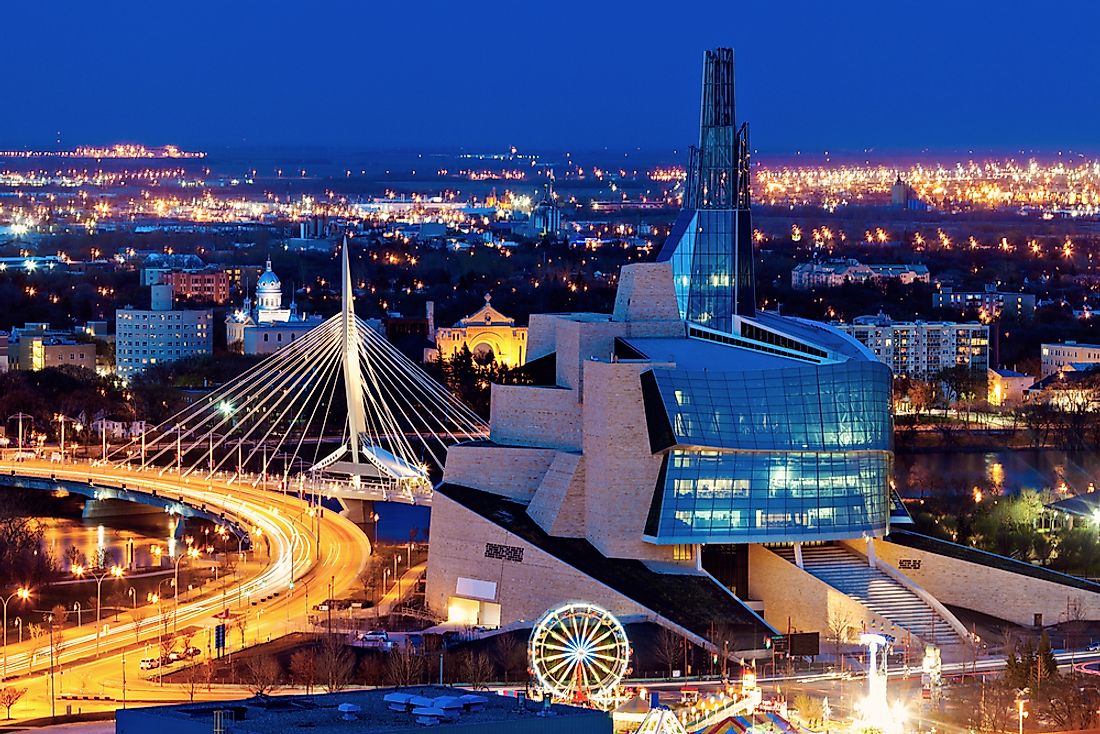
117, 688, 610, 734
933, 285, 1036, 319
836, 314, 989, 379
1041, 341, 1100, 377
791, 258, 929, 290
116, 284, 213, 380
139, 253, 206, 286
6, 323, 97, 372
988, 367, 1033, 406
433, 294, 527, 367
160, 268, 231, 304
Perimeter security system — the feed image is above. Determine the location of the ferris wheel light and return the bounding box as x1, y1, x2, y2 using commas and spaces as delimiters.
528, 601, 631, 706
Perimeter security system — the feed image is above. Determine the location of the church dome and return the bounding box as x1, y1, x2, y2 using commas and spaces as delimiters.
257, 258, 281, 293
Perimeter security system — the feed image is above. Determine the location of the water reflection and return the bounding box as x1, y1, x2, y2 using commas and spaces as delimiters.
895, 449, 1100, 499
41, 519, 165, 568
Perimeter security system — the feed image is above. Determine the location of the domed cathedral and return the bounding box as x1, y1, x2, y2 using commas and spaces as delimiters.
433, 294, 527, 367
254, 257, 284, 313
226, 258, 323, 355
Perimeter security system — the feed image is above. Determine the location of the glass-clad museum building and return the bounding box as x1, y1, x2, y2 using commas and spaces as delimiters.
642, 359, 892, 544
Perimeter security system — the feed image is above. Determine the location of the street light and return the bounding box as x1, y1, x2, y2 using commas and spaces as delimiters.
1, 587, 30, 678
72, 563, 123, 655
54, 414, 80, 463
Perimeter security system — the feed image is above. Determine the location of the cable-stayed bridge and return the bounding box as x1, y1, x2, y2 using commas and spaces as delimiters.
108, 241, 488, 506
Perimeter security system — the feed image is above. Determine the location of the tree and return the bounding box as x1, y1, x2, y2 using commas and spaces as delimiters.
182, 662, 204, 702
490, 634, 527, 682
826, 610, 853, 669
386, 641, 424, 687
654, 627, 682, 677
0, 687, 26, 719
127, 607, 147, 643
316, 635, 354, 693
793, 693, 824, 729
459, 651, 493, 689
1042, 673, 1100, 730
64, 545, 86, 570
243, 655, 282, 695
290, 648, 319, 694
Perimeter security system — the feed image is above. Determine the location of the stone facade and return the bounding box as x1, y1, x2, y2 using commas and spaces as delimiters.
427, 491, 651, 625
875, 538, 1100, 627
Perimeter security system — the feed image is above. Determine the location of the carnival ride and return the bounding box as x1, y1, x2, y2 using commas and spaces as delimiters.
528, 601, 632, 706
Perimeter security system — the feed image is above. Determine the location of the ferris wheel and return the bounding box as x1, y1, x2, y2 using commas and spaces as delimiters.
528, 602, 631, 704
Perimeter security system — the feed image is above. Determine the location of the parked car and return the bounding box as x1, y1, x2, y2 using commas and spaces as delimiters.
185, 646, 202, 657
358, 630, 393, 650
139, 658, 160, 670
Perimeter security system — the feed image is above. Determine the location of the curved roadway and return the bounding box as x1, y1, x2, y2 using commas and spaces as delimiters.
0, 459, 372, 719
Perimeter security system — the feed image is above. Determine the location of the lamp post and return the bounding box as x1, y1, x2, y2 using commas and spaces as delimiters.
54, 414, 80, 463
158, 545, 199, 634
1, 587, 30, 678
7, 413, 34, 453
73, 601, 81, 628
72, 563, 123, 656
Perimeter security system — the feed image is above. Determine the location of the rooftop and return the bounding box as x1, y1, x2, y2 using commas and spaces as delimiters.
117, 687, 608, 734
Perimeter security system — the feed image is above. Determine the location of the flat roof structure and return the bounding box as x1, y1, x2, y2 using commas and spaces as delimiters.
117, 687, 611, 734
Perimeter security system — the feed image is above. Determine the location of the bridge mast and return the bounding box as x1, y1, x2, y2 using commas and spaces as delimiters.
340, 239, 368, 486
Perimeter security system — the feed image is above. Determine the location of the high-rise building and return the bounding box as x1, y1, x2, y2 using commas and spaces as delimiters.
658, 48, 754, 332
116, 284, 212, 380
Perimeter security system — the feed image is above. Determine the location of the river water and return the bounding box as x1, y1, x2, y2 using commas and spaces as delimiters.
894, 449, 1100, 498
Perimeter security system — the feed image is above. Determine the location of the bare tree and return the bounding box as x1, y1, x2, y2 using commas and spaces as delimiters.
826, 610, 852, 669
387, 641, 424, 687
490, 634, 526, 682
0, 687, 26, 719
655, 627, 682, 677
243, 655, 283, 695
459, 651, 493, 689
316, 635, 354, 693
290, 648, 319, 694
127, 607, 147, 643
159, 633, 176, 665
182, 662, 204, 702
48, 605, 69, 628
27, 625, 43, 674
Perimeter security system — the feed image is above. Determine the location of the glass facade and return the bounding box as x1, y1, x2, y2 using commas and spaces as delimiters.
661, 208, 755, 334
644, 360, 892, 544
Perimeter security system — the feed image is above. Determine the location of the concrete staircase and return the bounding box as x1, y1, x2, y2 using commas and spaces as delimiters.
772, 543, 967, 649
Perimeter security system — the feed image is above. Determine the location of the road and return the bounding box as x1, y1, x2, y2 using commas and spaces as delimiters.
0, 459, 372, 721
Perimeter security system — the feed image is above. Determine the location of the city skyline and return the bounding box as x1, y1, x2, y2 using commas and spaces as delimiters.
4, 0, 1100, 153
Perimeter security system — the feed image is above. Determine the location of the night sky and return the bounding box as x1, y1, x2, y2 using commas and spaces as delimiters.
5, 0, 1099, 153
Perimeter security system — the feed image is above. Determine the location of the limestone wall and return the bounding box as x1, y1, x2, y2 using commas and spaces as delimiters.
613, 263, 682, 322
489, 384, 582, 450
442, 444, 557, 503
875, 538, 1100, 627
526, 452, 587, 538
425, 491, 652, 626
581, 360, 671, 563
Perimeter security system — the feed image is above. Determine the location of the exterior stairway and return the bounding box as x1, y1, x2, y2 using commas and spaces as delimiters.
772, 543, 968, 649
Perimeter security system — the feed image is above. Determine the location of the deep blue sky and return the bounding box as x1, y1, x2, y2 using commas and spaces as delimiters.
5, 0, 1099, 154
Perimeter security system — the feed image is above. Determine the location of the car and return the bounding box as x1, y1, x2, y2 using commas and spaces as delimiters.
167, 651, 186, 662
139, 658, 160, 670
185, 646, 202, 657
1087, 641, 1100, 652
359, 630, 393, 650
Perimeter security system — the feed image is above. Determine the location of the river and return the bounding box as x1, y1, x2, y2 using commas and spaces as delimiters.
894, 448, 1100, 498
